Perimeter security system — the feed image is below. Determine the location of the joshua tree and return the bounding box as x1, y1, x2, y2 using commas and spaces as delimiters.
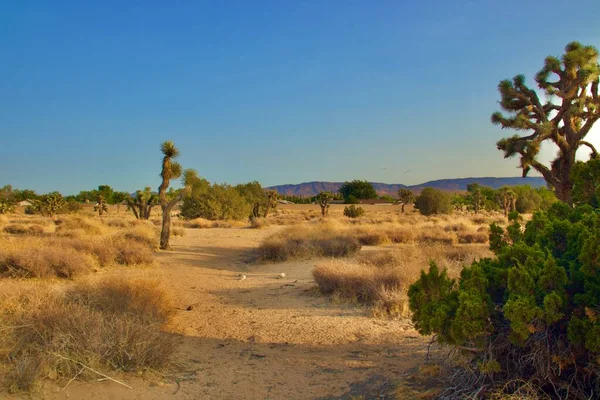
316, 191, 333, 216
158, 141, 197, 250
31, 192, 66, 217
94, 195, 108, 217
497, 187, 518, 218
492, 42, 600, 205
263, 190, 279, 218
396, 188, 415, 213
126, 187, 157, 220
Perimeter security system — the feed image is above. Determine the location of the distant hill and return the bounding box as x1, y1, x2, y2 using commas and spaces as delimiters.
268, 177, 547, 197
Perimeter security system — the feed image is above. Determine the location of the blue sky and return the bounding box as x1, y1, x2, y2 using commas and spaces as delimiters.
1, 1, 599, 194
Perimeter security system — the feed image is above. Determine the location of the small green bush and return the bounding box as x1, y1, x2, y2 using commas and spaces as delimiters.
344, 195, 360, 204
343, 205, 365, 218
414, 188, 453, 216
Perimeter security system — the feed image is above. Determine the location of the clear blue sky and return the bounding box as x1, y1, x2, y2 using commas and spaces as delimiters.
2, 1, 599, 194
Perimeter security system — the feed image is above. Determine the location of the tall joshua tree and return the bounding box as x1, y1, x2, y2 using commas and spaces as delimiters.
396, 188, 415, 214
492, 42, 600, 205
158, 141, 198, 250
316, 191, 333, 216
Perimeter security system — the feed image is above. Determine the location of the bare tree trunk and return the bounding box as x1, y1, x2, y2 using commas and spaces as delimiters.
160, 205, 172, 250
401, 203, 405, 214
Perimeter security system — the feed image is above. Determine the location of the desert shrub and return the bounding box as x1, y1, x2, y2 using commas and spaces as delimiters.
27, 225, 44, 235
249, 217, 267, 229
456, 231, 488, 244
258, 226, 361, 262
172, 227, 185, 237
3, 224, 28, 235
180, 183, 250, 221
418, 228, 457, 245
414, 188, 454, 216
344, 195, 360, 204
0, 246, 95, 278
313, 251, 412, 317
113, 226, 158, 250
114, 240, 154, 265
55, 216, 103, 235
106, 218, 129, 228
343, 205, 365, 218
356, 232, 388, 246
408, 204, 600, 398
0, 279, 176, 393
383, 226, 415, 243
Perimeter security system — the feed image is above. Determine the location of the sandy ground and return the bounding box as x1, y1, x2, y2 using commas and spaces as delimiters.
22, 226, 432, 400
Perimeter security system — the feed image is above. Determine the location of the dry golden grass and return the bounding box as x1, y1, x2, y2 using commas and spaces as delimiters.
258, 223, 361, 262
0, 278, 176, 393
0, 215, 157, 279
179, 217, 245, 229
313, 242, 493, 317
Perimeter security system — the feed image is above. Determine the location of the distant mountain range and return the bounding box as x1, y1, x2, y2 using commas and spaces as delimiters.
267, 177, 547, 197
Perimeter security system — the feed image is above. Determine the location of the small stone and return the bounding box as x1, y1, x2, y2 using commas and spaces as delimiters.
277, 273, 286, 279
239, 274, 247, 280
186, 305, 193, 311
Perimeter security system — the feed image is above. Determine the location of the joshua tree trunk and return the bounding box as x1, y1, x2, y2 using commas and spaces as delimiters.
160, 204, 172, 250
401, 203, 406, 214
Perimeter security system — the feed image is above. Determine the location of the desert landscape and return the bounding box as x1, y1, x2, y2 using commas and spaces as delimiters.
0, 203, 501, 399
2, 2, 600, 399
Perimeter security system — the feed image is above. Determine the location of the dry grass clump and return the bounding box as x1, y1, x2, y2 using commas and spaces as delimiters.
112, 225, 159, 250
0, 245, 96, 278
55, 216, 104, 235
182, 217, 240, 229
313, 251, 413, 317
249, 217, 267, 229
2, 224, 46, 236
418, 228, 458, 245
0, 220, 157, 279
0, 279, 176, 393
258, 224, 361, 262
313, 243, 494, 317
172, 227, 185, 237
3, 224, 29, 235
457, 231, 488, 244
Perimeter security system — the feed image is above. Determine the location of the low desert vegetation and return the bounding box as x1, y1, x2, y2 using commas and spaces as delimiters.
0, 215, 157, 279
0, 278, 176, 393
313, 243, 491, 318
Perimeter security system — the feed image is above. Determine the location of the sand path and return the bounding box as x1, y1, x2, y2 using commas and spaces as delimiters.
39, 227, 429, 400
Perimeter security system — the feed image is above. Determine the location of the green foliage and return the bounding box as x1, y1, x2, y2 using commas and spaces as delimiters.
572, 158, 600, 208
344, 195, 360, 204
492, 42, 600, 204
343, 205, 365, 218
181, 183, 251, 221
339, 180, 378, 200
408, 204, 600, 397
29, 192, 66, 217
414, 188, 453, 216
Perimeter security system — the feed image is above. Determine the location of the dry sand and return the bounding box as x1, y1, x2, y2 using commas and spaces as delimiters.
20, 226, 432, 400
